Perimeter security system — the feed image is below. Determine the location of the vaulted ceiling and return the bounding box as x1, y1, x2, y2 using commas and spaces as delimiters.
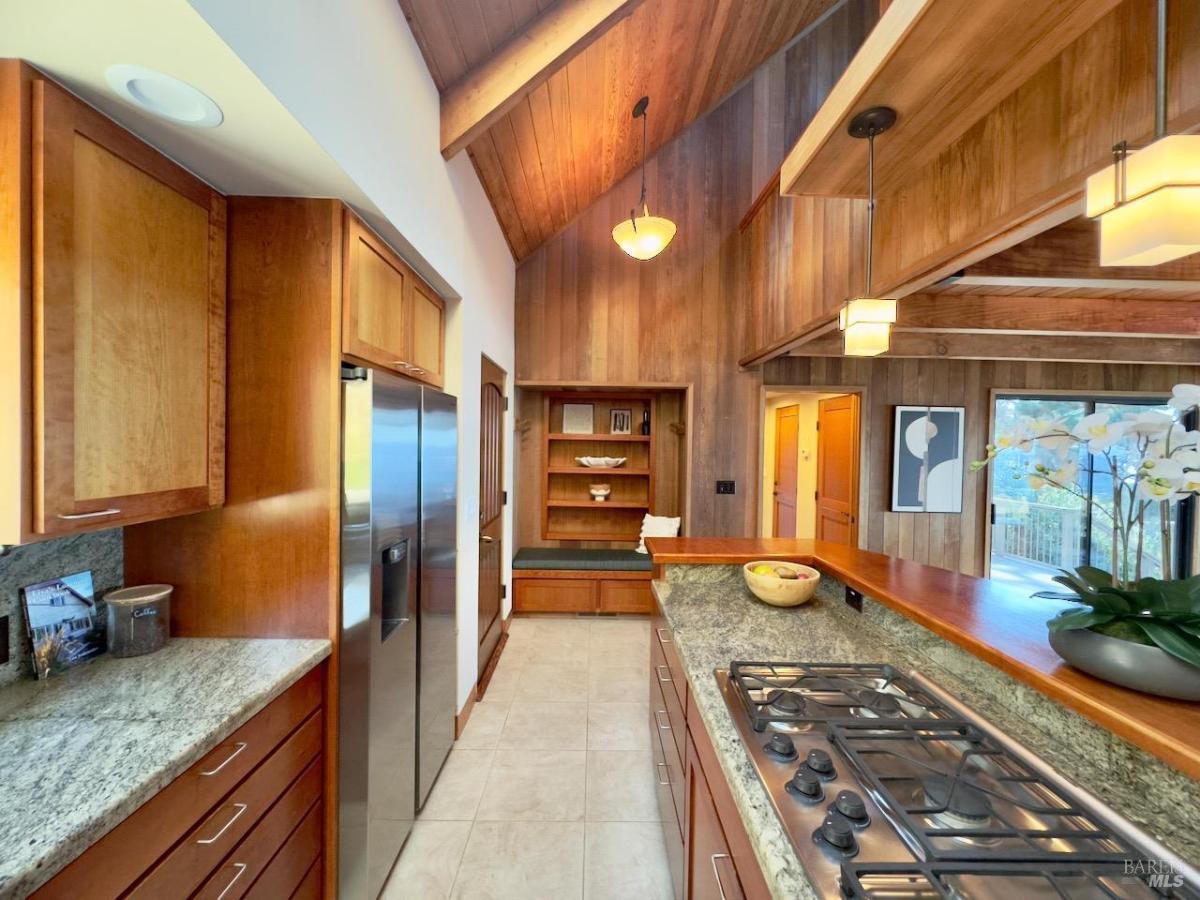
399, 0, 840, 259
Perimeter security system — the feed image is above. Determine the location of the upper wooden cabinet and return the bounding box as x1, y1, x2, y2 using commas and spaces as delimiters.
0, 62, 226, 543
341, 212, 445, 387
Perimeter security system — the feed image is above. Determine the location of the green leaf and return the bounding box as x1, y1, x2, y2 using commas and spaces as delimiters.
1047, 609, 1116, 632
1134, 619, 1200, 669
1074, 566, 1117, 590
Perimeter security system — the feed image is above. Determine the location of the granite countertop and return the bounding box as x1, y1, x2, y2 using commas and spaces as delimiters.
0, 637, 330, 897
653, 568, 1200, 899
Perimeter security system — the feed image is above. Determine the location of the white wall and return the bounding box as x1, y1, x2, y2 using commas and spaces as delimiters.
190, 0, 516, 712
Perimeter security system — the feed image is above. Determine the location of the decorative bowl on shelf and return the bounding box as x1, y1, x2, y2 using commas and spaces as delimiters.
575, 456, 626, 468
589, 483, 612, 502
742, 561, 820, 607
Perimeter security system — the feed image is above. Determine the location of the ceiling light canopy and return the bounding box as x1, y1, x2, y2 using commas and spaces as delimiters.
839, 106, 897, 357
613, 96, 676, 260
105, 64, 223, 128
1086, 0, 1200, 267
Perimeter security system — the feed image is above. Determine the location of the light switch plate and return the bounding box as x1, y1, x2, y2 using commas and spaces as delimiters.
716, 480, 736, 495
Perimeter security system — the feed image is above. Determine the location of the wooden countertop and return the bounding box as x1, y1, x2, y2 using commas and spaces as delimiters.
645, 537, 1200, 781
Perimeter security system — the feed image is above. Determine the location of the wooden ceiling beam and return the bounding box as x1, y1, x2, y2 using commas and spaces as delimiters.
897, 293, 1200, 338
792, 329, 1200, 365
439, 0, 644, 159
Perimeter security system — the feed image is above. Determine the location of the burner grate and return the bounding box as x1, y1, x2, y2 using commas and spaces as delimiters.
829, 720, 1139, 862
728, 661, 953, 731
839, 860, 1200, 900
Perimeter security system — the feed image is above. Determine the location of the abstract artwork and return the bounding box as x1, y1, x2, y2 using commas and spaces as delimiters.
892, 406, 965, 513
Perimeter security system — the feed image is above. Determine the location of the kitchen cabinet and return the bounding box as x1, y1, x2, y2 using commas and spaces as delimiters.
687, 733, 746, 900
0, 61, 226, 543
342, 211, 445, 387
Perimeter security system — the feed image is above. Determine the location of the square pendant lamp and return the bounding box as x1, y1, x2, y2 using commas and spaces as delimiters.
839, 106, 898, 357
1086, 0, 1200, 267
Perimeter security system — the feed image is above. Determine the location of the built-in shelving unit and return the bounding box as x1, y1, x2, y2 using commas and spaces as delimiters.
542, 391, 655, 541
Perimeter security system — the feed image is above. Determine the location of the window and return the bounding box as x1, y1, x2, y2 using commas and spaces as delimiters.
988, 395, 1195, 597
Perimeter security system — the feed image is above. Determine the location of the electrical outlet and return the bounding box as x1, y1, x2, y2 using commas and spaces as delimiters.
0, 615, 8, 665
715, 480, 736, 495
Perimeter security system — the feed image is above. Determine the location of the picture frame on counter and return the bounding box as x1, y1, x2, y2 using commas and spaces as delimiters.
21, 570, 106, 679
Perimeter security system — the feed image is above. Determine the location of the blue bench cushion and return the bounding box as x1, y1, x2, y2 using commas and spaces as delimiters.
513, 548, 653, 573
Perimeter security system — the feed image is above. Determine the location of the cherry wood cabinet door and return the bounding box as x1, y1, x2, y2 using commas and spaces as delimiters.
409, 276, 445, 387
32, 77, 225, 536
341, 212, 411, 373
687, 735, 746, 900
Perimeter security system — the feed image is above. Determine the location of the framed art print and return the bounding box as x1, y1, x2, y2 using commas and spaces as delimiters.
891, 406, 965, 513
21, 570, 105, 678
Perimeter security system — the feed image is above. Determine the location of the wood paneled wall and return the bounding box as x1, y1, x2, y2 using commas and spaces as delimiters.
763, 356, 1200, 576
514, 0, 877, 541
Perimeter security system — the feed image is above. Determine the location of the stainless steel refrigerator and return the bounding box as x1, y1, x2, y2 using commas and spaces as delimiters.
339, 366, 458, 899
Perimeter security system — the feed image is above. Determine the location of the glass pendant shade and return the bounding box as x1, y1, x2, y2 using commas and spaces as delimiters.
839, 296, 896, 357
612, 204, 677, 260
1086, 135, 1200, 266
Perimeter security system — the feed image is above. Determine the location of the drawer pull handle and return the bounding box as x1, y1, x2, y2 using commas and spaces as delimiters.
200, 741, 247, 776
655, 709, 671, 730
656, 665, 671, 683
656, 627, 671, 644
196, 803, 248, 845
655, 761, 670, 786
216, 862, 248, 900
57, 508, 120, 520
711, 853, 732, 900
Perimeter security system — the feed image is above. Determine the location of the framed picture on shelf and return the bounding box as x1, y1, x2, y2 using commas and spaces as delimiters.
891, 406, 965, 513
610, 408, 633, 434
562, 403, 594, 434
21, 570, 106, 679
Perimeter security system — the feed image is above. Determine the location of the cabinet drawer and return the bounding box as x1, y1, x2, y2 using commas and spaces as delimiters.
34, 667, 323, 899
650, 637, 686, 768
598, 578, 652, 613
650, 707, 685, 900
193, 756, 323, 900
292, 857, 323, 900
513, 577, 596, 613
129, 711, 322, 898
651, 601, 686, 710
245, 800, 323, 899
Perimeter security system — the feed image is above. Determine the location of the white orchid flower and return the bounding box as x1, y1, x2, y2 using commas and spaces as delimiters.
1026, 473, 1046, 490
1169, 383, 1200, 412
993, 422, 1029, 450
1124, 410, 1174, 439
1175, 448, 1200, 469
1071, 412, 1129, 452
1049, 461, 1079, 486
1137, 458, 1186, 503
1026, 417, 1075, 452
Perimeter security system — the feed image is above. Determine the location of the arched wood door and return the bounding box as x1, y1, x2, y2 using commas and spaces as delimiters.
478, 356, 506, 679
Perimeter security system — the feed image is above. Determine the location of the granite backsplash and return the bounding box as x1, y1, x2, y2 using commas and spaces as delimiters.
0, 529, 123, 686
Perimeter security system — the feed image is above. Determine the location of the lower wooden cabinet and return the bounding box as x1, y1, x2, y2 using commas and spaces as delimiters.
687, 733, 746, 900
513, 570, 653, 614
34, 665, 326, 899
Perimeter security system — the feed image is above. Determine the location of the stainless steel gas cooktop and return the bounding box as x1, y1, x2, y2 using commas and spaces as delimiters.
718, 661, 1200, 899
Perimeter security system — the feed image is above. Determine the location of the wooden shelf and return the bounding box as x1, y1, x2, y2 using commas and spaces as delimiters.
780, 0, 1123, 198
547, 500, 649, 509
547, 433, 650, 442
547, 466, 649, 476
544, 530, 640, 542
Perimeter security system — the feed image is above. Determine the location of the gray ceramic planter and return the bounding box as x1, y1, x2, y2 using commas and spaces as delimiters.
1049, 621, 1200, 700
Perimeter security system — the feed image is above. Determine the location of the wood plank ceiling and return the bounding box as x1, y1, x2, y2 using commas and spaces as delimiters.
399, 0, 840, 259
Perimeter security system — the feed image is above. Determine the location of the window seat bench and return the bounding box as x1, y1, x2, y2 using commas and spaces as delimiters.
512, 548, 653, 614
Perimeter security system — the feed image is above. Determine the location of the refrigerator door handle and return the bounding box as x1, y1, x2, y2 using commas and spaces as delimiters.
380, 538, 411, 641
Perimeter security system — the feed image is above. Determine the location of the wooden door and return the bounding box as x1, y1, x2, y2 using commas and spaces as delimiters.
815, 394, 860, 546
478, 355, 506, 679
342, 213, 410, 373
32, 78, 225, 536
771, 405, 799, 538
687, 736, 745, 900
408, 278, 445, 387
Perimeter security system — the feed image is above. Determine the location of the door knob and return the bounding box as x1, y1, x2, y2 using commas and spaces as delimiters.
480, 535, 494, 543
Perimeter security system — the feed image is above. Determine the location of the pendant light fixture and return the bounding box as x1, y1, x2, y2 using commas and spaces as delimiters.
1086, 0, 1200, 266
838, 107, 898, 357
612, 96, 677, 260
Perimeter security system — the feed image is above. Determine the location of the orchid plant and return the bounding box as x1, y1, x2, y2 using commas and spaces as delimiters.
974, 384, 1200, 587
972, 385, 1200, 669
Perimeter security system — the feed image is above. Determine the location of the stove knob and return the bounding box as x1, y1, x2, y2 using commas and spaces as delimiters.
787, 768, 823, 801
817, 813, 857, 855
832, 790, 869, 825
806, 748, 836, 778
764, 733, 797, 761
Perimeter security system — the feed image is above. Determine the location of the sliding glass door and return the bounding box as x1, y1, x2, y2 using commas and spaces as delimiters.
988, 395, 1192, 597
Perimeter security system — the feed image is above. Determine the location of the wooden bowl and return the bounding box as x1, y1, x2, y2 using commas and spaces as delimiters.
742, 560, 821, 607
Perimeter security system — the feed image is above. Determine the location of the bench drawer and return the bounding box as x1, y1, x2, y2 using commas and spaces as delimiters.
598, 578, 652, 613
513, 577, 596, 612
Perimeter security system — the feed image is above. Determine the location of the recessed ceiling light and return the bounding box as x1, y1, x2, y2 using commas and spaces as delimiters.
104, 64, 222, 128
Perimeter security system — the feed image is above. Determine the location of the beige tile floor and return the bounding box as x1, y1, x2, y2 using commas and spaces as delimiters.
383, 616, 673, 900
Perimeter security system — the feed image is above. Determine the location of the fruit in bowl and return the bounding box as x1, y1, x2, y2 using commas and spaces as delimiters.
742, 560, 821, 607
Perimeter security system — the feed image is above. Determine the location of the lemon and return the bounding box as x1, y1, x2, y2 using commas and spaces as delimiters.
751, 564, 775, 576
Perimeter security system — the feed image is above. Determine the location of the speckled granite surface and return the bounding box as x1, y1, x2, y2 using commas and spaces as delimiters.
0, 637, 330, 897
655, 566, 1200, 899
